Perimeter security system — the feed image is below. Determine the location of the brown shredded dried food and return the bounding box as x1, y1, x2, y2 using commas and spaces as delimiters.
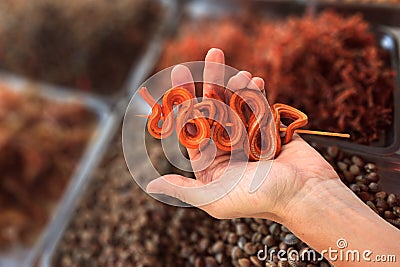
158, 11, 395, 145
0, 84, 96, 249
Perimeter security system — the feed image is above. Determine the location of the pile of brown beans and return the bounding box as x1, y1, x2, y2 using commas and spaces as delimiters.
54, 137, 399, 266
319, 144, 400, 228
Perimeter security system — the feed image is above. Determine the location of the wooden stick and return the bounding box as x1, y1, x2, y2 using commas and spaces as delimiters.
136, 114, 149, 118
280, 128, 350, 138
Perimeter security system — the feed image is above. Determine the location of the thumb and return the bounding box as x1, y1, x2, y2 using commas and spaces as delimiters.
146, 175, 206, 205
146, 173, 241, 207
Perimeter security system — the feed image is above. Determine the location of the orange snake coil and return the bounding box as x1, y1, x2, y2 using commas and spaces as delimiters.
138, 86, 309, 160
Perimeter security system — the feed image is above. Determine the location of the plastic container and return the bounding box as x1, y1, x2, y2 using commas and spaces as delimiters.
0, 72, 116, 267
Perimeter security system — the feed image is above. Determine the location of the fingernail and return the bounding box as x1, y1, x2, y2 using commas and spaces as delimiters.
206, 48, 224, 62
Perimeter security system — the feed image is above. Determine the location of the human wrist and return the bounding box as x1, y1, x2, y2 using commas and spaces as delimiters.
280, 177, 360, 232
279, 175, 399, 248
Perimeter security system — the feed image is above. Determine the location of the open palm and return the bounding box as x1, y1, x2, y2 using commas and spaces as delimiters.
147, 48, 338, 221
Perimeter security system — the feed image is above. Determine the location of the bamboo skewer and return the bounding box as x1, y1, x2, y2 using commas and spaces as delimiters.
136, 114, 150, 118
279, 128, 350, 138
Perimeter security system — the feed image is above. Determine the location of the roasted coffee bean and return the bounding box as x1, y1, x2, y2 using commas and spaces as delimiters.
252, 232, 262, 243
265, 220, 274, 226
238, 236, 246, 250
257, 224, 269, 235
279, 231, 287, 242
364, 163, 377, 173
249, 256, 263, 267
266, 262, 278, 267
393, 206, 400, 216
180, 246, 193, 258
337, 161, 348, 172
190, 232, 200, 243
279, 241, 288, 251
194, 257, 204, 267
287, 246, 297, 254
376, 198, 388, 211
288, 258, 303, 267
387, 194, 398, 207
269, 223, 281, 236
236, 223, 249, 236
349, 184, 361, 194
231, 246, 244, 260
349, 164, 360, 175
366, 201, 378, 213
263, 235, 276, 247
253, 218, 265, 224
354, 175, 367, 185
204, 256, 218, 267
359, 192, 374, 202
299, 247, 311, 258
244, 242, 257, 255
358, 183, 369, 192
351, 155, 364, 167
387, 218, 400, 228
327, 146, 339, 158
384, 211, 396, 220
238, 258, 251, 267
343, 158, 352, 165
365, 172, 379, 183
343, 171, 355, 183
215, 253, 225, 264
212, 241, 224, 254
199, 238, 210, 252
375, 191, 387, 200
278, 259, 289, 267
368, 182, 380, 193
250, 222, 259, 232
228, 233, 238, 244
284, 233, 300, 245
281, 225, 290, 233
225, 244, 233, 256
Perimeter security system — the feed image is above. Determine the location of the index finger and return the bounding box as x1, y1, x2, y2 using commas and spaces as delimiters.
171, 64, 196, 97
203, 48, 225, 98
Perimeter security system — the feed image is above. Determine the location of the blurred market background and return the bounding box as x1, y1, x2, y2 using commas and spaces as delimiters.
0, 0, 399, 266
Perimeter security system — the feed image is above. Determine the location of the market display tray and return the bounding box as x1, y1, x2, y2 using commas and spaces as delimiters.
0, 72, 116, 267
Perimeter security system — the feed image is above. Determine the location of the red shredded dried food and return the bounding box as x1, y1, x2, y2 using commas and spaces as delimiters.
0, 84, 96, 249
158, 11, 395, 145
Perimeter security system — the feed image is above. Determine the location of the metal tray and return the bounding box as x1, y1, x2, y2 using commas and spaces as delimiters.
305, 0, 400, 27
303, 27, 400, 156
0, 72, 117, 267
38, 1, 178, 266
